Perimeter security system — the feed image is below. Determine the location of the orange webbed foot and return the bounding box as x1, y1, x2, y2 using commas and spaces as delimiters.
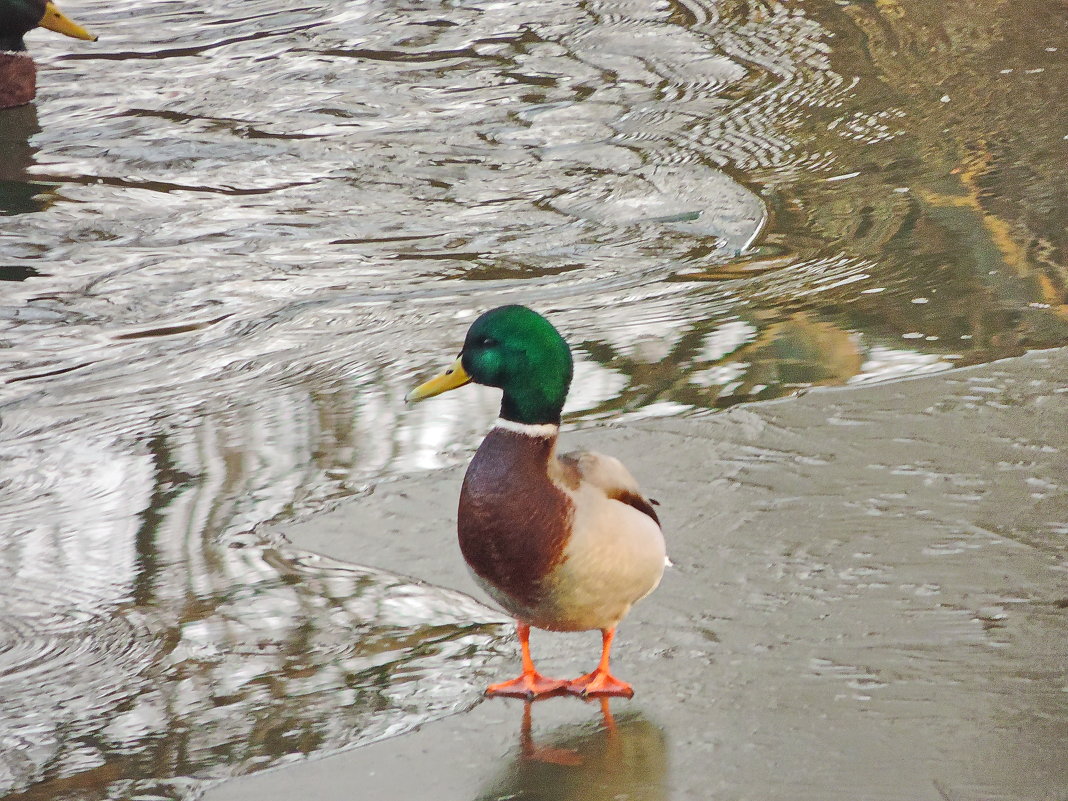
486, 672, 568, 699
566, 669, 634, 698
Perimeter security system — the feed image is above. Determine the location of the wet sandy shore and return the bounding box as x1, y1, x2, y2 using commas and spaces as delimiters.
207, 348, 1068, 801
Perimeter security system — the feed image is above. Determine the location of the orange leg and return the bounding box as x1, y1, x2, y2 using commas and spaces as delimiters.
486, 623, 568, 699
566, 627, 634, 698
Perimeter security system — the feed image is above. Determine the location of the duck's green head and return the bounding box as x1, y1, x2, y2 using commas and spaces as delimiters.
407, 305, 574, 425
1, 0, 96, 52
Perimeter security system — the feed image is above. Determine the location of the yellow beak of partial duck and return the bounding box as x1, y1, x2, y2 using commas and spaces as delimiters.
406, 356, 472, 402
39, 2, 97, 41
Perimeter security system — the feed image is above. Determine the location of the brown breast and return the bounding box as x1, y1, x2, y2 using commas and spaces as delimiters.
0, 54, 36, 110
457, 428, 572, 608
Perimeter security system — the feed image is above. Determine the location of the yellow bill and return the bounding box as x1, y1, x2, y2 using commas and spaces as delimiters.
406, 356, 471, 402
39, 2, 97, 41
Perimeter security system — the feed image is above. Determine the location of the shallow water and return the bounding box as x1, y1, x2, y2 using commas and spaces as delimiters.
0, 0, 1065, 798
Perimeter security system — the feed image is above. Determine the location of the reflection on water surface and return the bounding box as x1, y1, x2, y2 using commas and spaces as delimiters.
0, 0, 1065, 797
1, 535, 506, 800
477, 700, 667, 801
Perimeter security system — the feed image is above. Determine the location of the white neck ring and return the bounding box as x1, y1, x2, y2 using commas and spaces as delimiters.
492, 418, 559, 438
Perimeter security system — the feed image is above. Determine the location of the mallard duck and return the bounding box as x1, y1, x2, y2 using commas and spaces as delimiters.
1, 0, 96, 110
407, 305, 666, 698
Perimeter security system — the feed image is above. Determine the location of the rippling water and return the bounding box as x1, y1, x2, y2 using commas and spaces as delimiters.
1, 0, 1065, 798
1, 542, 505, 799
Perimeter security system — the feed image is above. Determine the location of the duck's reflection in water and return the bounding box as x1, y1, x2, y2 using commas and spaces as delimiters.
477, 699, 667, 801
0, 103, 52, 216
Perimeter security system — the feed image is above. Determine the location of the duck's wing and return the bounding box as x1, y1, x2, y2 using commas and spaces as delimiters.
555, 450, 660, 526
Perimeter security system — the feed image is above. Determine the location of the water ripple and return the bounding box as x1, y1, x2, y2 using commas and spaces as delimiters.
2, 0, 1066, 797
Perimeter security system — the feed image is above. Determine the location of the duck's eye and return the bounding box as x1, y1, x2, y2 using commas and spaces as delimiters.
480, 336, 498, 347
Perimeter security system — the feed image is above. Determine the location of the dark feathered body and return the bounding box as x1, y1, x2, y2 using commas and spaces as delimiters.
458, 428, 572, 614
458, 423, 666, 634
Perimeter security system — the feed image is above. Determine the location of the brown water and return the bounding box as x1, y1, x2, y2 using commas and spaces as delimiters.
0, 0, 1065, 798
